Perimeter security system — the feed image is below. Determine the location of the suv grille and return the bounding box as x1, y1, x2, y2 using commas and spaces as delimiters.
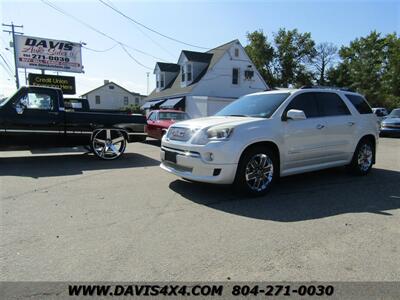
167, 127, 192, 141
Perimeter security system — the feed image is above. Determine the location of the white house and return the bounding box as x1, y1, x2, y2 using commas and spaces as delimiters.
82, 80, 147, 110
142, 39, 268, 117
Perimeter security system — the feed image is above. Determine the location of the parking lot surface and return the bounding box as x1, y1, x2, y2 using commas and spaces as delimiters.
1, 138, 399, 281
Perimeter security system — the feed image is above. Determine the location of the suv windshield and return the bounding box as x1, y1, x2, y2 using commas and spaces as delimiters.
216, 93, 290, 118
159, 111, 189, 121
388, 109, 400, 118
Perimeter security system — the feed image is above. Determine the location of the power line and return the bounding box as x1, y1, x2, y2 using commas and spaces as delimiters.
0, 53, 13, 73
101, 0, 175, 59
119, 43, 152, 70
40, 0, 168, 65
82, 43, 118, 52
98, 0, 209, 50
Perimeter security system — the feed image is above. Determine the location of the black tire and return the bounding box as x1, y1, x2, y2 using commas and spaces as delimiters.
348, 138, 374, 175
234, 146, 277, 197
91, 129, 126, 160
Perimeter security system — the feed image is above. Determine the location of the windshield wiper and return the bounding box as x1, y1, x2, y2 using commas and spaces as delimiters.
226, 114, 249, 117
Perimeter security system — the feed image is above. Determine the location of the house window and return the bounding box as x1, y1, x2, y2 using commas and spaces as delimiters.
95, 95, 101, 104
187, 64, 192, 82
124, 96, 129, 105
160, 73, 165, 88
181, 65, 185, 82
232, 68, 239, 85
135, 97, 139, 105
234, 48, 239, 57
109, 85, 114, 89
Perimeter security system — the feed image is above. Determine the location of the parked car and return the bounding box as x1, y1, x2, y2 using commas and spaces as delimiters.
146, 109, 190, 140
380, 108, 400, 137
0, 86, 147, 160
372, 107, 388, 123
160, 87, 379, 196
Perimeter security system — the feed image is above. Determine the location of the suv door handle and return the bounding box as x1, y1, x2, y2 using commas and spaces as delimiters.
316, 124, 325, 130
347, 122, 355, 126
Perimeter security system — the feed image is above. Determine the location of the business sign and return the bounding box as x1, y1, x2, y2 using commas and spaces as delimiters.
15, 35, 83, 73
28, 73, 76, 94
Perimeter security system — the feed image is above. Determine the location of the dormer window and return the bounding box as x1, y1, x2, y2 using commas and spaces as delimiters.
187, 64, 192, 82
181, 65, 185, 82
156, 72, 165, 90
181, 63, 193, 87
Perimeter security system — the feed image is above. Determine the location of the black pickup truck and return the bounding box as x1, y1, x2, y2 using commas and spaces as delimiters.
0, 86, 147, 160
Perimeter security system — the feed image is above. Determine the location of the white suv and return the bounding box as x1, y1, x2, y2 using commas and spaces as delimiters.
160, 88, 379, 196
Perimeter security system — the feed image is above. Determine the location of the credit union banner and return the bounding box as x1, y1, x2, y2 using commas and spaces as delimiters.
28, 73, 76, 95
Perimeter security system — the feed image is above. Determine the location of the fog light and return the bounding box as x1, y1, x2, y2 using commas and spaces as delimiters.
213, 168, 221, 176
204, 152, 214, 161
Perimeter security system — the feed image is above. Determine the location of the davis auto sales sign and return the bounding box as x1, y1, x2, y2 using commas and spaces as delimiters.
15, 35, 83, 73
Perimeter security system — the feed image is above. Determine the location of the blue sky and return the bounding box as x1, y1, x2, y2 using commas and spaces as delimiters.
1, 0, 399, 97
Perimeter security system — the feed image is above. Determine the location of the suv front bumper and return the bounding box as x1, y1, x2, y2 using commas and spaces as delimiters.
160, 145, 237, 184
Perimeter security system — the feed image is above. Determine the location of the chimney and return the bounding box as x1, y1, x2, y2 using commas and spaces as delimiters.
104, 80, 109, 85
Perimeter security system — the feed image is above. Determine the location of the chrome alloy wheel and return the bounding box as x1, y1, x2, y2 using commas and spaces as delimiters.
245, 153, 274, 192
92, 129, 126, 160
357, 143, 373, 172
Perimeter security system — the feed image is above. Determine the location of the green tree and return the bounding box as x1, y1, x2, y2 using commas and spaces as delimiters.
274, 28, 316, 87
121, 104, 144, 114
244, 30, 276, 86
327, 31, 399, 109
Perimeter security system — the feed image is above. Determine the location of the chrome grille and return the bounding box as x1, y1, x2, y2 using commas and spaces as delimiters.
167, 127, 192, 141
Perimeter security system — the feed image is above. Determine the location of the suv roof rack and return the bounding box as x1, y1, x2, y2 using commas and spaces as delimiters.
300, 85, 355, 92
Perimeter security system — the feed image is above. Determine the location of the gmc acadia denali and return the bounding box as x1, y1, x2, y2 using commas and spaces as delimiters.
160, 87, 379, 196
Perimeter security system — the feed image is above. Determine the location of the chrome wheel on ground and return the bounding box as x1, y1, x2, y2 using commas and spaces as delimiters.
234, 146, 277, 196
357, 144, 373, 172
348, 138, 374, 175
245, 153, 274, 192
91, 129, 126, 160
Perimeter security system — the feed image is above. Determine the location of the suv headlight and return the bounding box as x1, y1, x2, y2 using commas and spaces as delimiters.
192, 126, 234, 145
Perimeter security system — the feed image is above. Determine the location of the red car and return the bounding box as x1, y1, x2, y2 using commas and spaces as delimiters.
145, 110, 190, 139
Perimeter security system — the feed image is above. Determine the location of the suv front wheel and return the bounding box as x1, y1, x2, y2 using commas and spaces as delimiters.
234, 146, 277, 196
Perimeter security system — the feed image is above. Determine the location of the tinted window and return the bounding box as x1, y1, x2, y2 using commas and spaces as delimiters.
345, 94, 373, 114
285, 93, 320, 118
216, 93, 290, 118
316, 92, 350, 116
159, 112, 189, 121
148, 112, 156, 121
19, 92, 54, 111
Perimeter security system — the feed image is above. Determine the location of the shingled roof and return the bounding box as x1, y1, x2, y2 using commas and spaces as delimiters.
146, 39, 240, 101
156, 62, 180, 73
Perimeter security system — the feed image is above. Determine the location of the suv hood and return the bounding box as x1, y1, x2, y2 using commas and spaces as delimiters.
171, 116, 263, 130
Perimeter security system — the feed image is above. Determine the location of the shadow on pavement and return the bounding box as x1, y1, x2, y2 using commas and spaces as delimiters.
142, 138, 161, 147
169, 167, 400, 222
0, 152, 160, 178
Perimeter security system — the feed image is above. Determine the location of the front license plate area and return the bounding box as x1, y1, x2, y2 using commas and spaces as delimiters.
164, 150, 177, 163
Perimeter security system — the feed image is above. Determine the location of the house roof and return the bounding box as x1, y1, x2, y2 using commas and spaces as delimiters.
145, 39, 240, 101
156, 62, 180, 72
81, 81, 146, 98
181, 50, 213, 63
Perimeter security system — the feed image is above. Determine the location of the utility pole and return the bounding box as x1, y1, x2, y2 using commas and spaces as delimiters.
146, 72, 150, 95
2, 22, 23, 89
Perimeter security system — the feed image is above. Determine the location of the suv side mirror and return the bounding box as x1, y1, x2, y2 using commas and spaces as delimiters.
286, 109, 306, 120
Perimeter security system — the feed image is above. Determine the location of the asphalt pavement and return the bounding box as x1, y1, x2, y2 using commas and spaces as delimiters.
1, 138, 399, 281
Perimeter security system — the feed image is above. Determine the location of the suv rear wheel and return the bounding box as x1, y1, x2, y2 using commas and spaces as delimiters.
348, 139, 374, 175
234, 146, 277, 196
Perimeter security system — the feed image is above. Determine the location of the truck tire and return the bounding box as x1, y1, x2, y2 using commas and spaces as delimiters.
234, 146, 277, 197
91, 129, 126, 160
